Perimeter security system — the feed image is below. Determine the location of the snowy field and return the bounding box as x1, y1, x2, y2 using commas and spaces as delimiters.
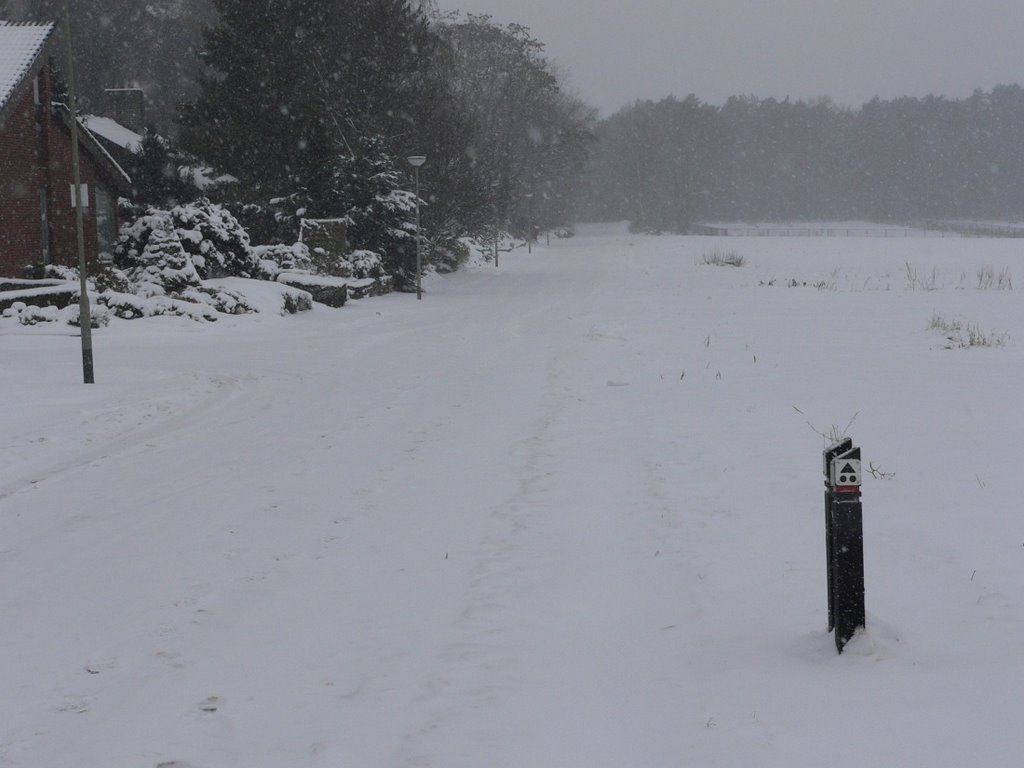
3, 223, 1024, 767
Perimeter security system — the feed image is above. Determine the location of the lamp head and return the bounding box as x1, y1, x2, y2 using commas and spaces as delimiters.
407, 156, 427, 168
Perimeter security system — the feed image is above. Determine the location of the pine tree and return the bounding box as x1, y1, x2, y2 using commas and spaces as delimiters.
181, 0, 440, 203
326, 135, 418, 279
123, 129, 199, 208
180, 0, 335, 199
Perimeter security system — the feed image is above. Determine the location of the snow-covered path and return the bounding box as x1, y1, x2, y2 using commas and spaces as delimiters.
4, 225, 1024, 766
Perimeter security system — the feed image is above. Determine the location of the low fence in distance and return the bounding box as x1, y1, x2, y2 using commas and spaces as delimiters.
691, 221, 1024, 238
917, 220, 1024, 239
690, 224, 960, 238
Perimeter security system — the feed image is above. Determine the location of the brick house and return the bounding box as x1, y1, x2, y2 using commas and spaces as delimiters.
0, 21, 130, 278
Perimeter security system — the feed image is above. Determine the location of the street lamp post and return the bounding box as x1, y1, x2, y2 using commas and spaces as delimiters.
407, 155, 426, 300
523, 193, 534, 253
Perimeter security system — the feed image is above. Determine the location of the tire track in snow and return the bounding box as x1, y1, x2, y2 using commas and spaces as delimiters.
0, 372, 258, 502
396, 353, 568, 768
392, 249, 719, 766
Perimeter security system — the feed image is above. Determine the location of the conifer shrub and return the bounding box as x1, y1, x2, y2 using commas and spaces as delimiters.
113, 210, 254, 319
253, 242, 313, 276
168, 199, 261, 279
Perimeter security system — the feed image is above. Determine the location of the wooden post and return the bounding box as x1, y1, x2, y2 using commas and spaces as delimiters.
64, 1, 94, 383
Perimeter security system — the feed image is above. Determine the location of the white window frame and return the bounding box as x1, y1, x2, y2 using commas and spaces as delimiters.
70, 183, 89, 208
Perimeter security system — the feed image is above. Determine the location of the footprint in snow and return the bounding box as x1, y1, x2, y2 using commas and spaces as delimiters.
56, 697, 90, 714
154, 650, 186, 669
607, 380, 631, 387
84, 657, 118, 675
199, 695, 223, 713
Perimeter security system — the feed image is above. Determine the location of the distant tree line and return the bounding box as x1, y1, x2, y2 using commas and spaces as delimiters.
578, 88, 1024, 229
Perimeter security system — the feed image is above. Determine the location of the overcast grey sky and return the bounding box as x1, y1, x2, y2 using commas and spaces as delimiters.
436, 1, 1024, 115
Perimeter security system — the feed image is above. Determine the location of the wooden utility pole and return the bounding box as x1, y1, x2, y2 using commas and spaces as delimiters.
63, 1, 95, 383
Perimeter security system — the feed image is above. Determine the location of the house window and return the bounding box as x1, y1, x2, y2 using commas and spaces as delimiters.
95, 187, 116, 261
33, 75, 40, 106
70, 183, 89, 208
39, 189, 51, 264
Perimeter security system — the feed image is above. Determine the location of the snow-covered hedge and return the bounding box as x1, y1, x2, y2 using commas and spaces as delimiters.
0, 278, 68, 292
1, 300, 110, 328
0, 284, 78, 313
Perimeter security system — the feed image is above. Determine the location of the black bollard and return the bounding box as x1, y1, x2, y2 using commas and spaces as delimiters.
823, 440, 866, 653
823, 438, 852, 633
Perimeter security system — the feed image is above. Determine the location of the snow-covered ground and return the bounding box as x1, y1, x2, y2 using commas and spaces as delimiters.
3, 223, 1024, 767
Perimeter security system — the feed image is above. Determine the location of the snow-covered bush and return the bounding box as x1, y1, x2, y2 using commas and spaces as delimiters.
89, 264, 133, 294
117, 201, 260, 280
1, 301, 110, 328
289, 243, 385, 282
430, 240, 470, 273
2, 301, 55, 324
98, 291, 220, 322
233, 192, 311, 247
116, 209, 172, 266
112, 209, 255, 320
65, 303, 111, 328
325, 136, 418, 284
169, 199, 261, 279
348, 249, 385, 280
129, 220, 203, 297
253, 242, 313, 276
41, 263, 78, 281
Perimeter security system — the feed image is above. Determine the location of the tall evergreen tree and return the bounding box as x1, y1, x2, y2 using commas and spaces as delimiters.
123, 129, 200, 208
180, 0, 336, 199
181, 0, 441, 203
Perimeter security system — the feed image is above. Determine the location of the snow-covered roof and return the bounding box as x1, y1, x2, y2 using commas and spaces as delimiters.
0, 21, 55, 119
82, 115, 143, 152
183, 165, 238, 190
52, 103, 132, 188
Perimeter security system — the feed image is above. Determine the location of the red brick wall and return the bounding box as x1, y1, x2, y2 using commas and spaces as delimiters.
0, 65, 121, 278
45, 115, 105, 270
0, 73, 48, 277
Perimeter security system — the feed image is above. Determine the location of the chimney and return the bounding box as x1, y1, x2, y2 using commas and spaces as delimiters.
104, 88, 145, 132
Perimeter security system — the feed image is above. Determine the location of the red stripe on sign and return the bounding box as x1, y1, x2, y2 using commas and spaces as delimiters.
835, 486, 860, 493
